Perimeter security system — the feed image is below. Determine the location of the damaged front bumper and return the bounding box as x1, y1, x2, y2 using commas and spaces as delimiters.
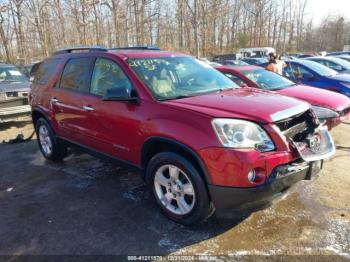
291, 125, 336, 162
208, 124, 335, 212
208, 159, 322, 211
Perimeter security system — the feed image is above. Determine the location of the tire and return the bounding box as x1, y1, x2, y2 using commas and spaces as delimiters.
35, 118, 67, 161
146, 152, 212, 225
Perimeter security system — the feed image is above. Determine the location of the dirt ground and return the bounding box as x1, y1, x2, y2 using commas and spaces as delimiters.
0, 118, 349, 260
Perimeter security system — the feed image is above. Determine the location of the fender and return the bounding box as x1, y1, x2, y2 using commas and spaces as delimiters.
141, 136, 212, 184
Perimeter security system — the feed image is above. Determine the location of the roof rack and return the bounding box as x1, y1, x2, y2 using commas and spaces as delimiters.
110, 46, 161, 51
53, 46, 108, 55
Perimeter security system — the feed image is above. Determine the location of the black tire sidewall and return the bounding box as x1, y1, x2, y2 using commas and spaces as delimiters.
35, 118, 65, 161
146, 152, 210, 225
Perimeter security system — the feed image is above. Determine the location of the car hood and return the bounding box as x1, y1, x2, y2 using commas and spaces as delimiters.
329, 73, 350, 82
165, 88, 310, 124
278, 85, 350, 111
0, 81, 30, 92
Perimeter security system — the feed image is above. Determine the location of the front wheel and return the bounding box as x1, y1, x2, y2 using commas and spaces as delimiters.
146, 152, 212, 225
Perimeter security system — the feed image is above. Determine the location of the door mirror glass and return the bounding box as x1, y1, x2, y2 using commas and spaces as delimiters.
103, 87, 138, 102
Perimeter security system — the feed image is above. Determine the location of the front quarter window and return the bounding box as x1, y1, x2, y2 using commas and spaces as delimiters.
128, 56, 238, 100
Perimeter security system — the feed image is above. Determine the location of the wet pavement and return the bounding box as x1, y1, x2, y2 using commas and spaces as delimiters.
0, 121, 349, 260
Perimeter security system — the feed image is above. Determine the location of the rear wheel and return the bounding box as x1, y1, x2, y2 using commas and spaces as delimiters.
35, 118, 67, 161
147, 152, 212, 225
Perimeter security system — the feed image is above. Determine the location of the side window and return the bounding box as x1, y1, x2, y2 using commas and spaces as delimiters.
316, 60, 327, 66
60, 58, 94, 92
325, 61, 342, 71
283, 64, 295, 79
34, 59, 62, 85
293, 65, 314, 80
90, 58, 132, 97
224, 73, 245, 86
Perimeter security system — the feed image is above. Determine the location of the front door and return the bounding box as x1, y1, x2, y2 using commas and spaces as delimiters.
82, 57, 141, 163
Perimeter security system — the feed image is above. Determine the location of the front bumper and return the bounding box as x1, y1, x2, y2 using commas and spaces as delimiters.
208, 160, 322, 210
0, 105, 31, 122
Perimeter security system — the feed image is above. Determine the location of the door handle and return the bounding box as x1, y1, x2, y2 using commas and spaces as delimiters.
51, 97, 59, 103
83, 105, 95, 111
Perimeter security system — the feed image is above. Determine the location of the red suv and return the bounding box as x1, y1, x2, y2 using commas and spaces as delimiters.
30, 47, 336, 225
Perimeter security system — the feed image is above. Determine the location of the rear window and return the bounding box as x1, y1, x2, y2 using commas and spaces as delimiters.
34, 59, 62, 85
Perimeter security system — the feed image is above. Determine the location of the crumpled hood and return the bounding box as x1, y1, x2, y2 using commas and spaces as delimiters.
165, 88, 310, 123
278, 85, 350, 112
0, 81, 30, 93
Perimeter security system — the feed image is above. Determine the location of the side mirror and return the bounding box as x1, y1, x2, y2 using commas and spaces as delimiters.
103, 87, 138, 102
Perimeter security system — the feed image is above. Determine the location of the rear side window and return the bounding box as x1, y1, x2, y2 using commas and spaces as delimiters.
60, 58, 94, 92
34, 59, 62, 85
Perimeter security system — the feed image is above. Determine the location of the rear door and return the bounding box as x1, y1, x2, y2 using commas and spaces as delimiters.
50, 57, 96, 144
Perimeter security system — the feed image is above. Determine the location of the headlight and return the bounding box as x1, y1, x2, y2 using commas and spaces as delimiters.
311, 106, 339, 120
212, 119, 275, 152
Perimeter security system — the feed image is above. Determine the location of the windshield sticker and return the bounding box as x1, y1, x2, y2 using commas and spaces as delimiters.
129, 59, 171, 71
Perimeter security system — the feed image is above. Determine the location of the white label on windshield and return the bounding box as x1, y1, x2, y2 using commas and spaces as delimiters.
9, 70, 22, 76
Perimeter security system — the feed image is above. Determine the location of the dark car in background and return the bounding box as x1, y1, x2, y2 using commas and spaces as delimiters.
326, 51, 350, 56
221, 60, 249, 66
0, 63, 31, 123
297, 54, 315, 58
283, 59, 350, 97
241, 57, 268, 66
304, 56, 350, 74
216, 65, 350, 129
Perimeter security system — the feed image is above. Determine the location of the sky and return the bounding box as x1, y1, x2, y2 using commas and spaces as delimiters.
307, 0, 350, 25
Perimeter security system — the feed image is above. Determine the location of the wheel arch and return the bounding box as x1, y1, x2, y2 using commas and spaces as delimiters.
31, 107, 50, 127
141, 137, 212, 185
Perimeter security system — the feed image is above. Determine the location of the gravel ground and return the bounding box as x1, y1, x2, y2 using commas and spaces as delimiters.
0, 119, 349, 261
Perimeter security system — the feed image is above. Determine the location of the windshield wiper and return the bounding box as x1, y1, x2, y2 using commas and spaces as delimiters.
218, 86, 237, 92
158, 94, 193, 101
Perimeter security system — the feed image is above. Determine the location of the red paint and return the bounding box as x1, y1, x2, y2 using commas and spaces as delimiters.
30, 50, 323, 188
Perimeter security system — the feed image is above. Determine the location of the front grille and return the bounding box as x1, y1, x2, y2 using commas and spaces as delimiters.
275, 109, 317, 142
0, 98, 29, 109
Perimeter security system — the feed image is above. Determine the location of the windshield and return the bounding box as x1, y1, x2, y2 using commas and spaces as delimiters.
243, 69, 295, 90
0, 67, 28, 83
301, 60, 338, 76
128, 56, 238, 100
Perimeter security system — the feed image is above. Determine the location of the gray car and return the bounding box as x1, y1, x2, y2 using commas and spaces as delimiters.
0, 63, 31, 123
